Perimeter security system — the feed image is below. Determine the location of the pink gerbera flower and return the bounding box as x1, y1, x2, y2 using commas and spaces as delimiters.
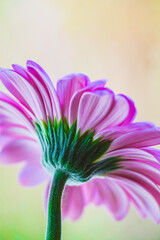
1, 61, 160, 240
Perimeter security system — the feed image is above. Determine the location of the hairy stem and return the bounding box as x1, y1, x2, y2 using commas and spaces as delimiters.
46, 170, 68, 240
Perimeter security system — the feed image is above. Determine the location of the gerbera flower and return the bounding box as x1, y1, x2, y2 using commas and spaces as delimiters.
1, 61, 160, 240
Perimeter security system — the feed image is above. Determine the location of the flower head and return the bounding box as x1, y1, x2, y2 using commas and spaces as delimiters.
1, 61, 160, 223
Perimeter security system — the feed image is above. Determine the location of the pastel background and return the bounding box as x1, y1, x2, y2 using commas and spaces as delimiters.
0, 0, 160, 239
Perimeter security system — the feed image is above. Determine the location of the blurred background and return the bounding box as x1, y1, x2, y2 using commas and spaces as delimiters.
0, 0, 160, 239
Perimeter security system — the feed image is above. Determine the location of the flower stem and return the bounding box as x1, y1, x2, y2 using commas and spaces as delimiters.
46, 170, 68, 240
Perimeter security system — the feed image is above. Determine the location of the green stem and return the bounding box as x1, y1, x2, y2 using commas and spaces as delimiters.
46, 170, 68, 240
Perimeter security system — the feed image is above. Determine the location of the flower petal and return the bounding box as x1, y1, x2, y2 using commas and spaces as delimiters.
80, 180, 96, 205
12, 64, 55, 121
144, 148, 160, 163
26, 60, 61, 120
118, 94, 136, 125
0, 139, 41, 164
104, 148, 159, 163
0, 92, 34, 131
92, 178, 130, 220
62, 185, 85, 220
44, 183, 85, 221
69, 80, 107, 125
77, 88, 114, 133
0, 69, 47, 121
26, 60, 53, 85
109, 170, 160, 223
96, 94, 136, 131
95, 121, 155, 141
57, 73, 90, 119
19, 162, 49, 187
108, 128, 160, 152
121, 160, 160, 185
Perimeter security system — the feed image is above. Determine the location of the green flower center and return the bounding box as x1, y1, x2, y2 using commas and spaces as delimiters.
35, 118, 121, 183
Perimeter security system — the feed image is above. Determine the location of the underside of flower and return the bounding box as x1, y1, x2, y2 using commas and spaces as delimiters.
35, 118, 122, 183
2, 61, 160, 240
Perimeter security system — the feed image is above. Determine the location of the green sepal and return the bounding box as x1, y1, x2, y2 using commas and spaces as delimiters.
35, 118, 122, 183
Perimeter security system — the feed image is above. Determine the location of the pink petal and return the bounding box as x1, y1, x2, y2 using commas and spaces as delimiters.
0, 69, 47, 121
96, 94, 136, 131
117, 94, 136, 125
121, 160, 160, 185
19, 162, 49, 187
0, 135, 14, 149
0, 139, 41, 164
20, 61, 61, 120
120, 182, 154, 219
12, 64, 55, 121
110, 170, 160, 203
57, 73, 90, 119
0, 92, 34, 131
104, 148, 159, 163
95, 121, 155, 140
80, 180, 97, 205
62, 185, 85, 220
44, 182, 50, 211
26, 60, 53, 85
69, 81, 108, 125
92, 178, 130, 220
77, 88, 114, 133
44, 183, 85, 221
110, 172, 160, 222
144, 148, 160, 163
0, 124, 34, 139
108, 128, 160, 152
